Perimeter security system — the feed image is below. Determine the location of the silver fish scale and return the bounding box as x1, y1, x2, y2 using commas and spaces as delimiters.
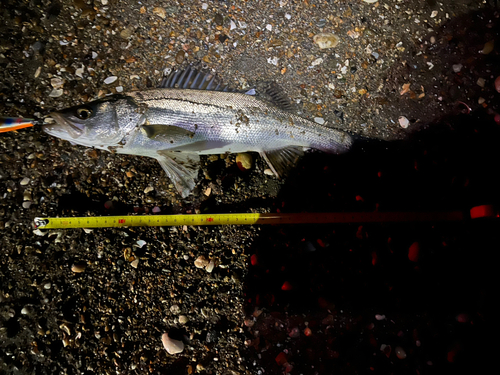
126, 89, 351, 153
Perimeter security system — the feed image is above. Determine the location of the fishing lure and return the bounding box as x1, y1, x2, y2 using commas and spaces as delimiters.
0, 117, 37, 133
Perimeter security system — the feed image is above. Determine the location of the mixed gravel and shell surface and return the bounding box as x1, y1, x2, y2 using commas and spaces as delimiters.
1, 0, 499, 374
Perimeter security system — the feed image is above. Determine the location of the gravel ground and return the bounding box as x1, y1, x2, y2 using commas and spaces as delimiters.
1, 0, 499, 374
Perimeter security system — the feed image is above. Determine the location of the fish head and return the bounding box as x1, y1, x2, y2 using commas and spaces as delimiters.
44, 96, 143, 149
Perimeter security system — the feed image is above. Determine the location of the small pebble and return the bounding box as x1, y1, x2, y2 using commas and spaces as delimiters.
206, 260, 215, 273
152, 206, 161, 213
120, 27, 133, 38
44, 283, 51, 290
175, 50, 185, 64
313, 33, 339, 49
316, 18, 326, 28
162, 333, 184, 354
136, 240, 146, 248
408, 242, 420, 262
75, 66, 85, 78
311, 57, 323, 66
375, 314, 386, 320
264, 169, 274, 176
398, 116, 409, 128
20, 177, 30, 186
314, 117, 325, 125
144, 186, 154, 194
153, 7, 167, 19
380, 344, 391, 357
131, 259, 139, 268
33, 229, 46, 236
201, 3, 208, 10
214, 14, 223, 26
71, 262, 86, 273
236, 153, 253, 171
170, 304, 181, 314
478, 97, 485, 104
22, 202, 32, 209
267, 56, 279, 65
363, 0, 378, 3
49, 89, 63, 97
452, 64, 463, 73
395, 346, 407, 359
289, 327, 300, 338
481, 40, 494, 55
476, 78, 485, 88
194, 256, 209, 269
179, 315, 189, 324
31, 41, 45, 53
104, 76, 118, 85
50, 77, 64, 89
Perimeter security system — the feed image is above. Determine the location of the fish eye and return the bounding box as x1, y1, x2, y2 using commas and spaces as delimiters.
76, 107, 93, 120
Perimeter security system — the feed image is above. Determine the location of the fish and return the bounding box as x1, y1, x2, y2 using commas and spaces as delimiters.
43, 66, 352, 197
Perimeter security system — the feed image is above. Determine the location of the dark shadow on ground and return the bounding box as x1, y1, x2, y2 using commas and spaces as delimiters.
241, 103, 499, 374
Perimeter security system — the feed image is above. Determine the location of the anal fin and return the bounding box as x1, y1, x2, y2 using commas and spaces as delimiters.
260, 146, 304, 179
156, 151, 200, 198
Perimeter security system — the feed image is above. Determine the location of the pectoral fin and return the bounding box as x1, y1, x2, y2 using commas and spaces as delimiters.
156, 150, 200, 198
142, 125, 195, 143
260, 146, 304, 179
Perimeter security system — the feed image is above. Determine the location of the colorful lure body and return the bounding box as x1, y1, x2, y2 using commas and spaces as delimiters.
0, 117, 36, 133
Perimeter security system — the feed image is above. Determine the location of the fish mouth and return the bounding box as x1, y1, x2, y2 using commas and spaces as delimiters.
43, 112, 84, 139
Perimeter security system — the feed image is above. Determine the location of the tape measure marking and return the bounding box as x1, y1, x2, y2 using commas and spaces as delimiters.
33, 211, 470, 229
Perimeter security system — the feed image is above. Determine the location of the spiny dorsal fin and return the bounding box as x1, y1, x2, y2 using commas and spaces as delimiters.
159, 65, 234, 92
260, 146, 304, 179
265, 82, 294, 111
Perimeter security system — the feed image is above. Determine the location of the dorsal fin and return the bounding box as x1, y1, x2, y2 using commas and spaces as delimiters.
265, 82, 294, 111
159, 65, 234, 92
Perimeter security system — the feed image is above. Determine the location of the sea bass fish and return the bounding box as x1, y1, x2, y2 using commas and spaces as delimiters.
44, 67, 352, 197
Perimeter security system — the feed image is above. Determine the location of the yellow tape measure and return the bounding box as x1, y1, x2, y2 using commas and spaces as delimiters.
33, 210, 474, 229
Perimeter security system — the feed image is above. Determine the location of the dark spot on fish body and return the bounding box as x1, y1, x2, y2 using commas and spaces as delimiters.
194, 124, 198, 130
275, 129, 279, 136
